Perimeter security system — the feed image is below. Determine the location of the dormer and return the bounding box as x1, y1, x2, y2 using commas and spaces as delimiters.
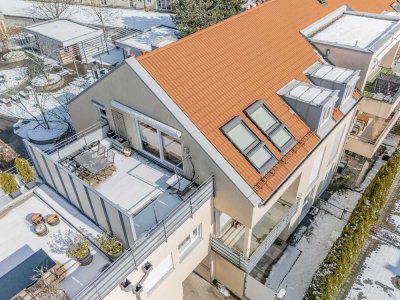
278, 80, 338, 138
304, 63, 360, 114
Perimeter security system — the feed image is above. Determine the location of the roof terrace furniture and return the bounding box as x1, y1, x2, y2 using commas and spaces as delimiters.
0, 249, 56, 300
74, 150, 112, 176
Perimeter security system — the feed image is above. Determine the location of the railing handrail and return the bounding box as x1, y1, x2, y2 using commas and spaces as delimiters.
73, 175, 214, 300
44, 121, 106, 154
248, 200, 299, 270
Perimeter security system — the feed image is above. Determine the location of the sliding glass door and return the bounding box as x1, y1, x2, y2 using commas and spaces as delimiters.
138, 120, 183, 168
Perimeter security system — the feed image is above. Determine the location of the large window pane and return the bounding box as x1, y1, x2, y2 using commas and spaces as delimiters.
248, 146, 272, 169
226, 122, 257, 152
162, 133, 182, 166
139, 121, 160, 158
271, 127, 292, 149
249, 106, 277, 132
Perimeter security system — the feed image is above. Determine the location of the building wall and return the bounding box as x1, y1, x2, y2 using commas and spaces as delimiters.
29, 0, 167, 11
358, 96, 400, 119
68, 61, 256, 229
313, 43, 374, 90
105, 195, 213, 300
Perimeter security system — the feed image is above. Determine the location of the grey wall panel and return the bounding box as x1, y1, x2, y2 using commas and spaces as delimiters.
74, 179, 97, 223
32, 148, 55, 189
46, 160, 67, 199
58, 167, 80, 207
87, 188, 111, 233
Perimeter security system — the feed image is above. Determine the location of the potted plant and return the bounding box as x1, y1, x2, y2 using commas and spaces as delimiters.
66, 235, 93, 266
29, 267, 67, 300
15, 157, 36, 189
0, 172, 21, 198
96, 232, 124, 260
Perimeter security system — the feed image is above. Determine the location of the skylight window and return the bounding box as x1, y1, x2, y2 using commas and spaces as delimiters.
248, 145, 272, 169
225, 122, 258, 152
270, 126, 293, 150
222, 116, 276, 174
245, 101, 295, 153
245, 100, 278, 133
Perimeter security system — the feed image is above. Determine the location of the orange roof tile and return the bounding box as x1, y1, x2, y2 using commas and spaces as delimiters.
138, 0, 394, 202
332, 107, 343, 122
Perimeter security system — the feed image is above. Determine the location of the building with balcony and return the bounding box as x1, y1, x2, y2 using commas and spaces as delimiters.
302, 7, 400, 158
4, 0, 395, 299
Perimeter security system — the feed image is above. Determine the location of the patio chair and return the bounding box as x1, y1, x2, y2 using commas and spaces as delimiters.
107, 150, 115, 164
98, 144, 106, 157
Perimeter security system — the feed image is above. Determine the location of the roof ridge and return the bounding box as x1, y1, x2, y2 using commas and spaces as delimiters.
137, 0, 279, 62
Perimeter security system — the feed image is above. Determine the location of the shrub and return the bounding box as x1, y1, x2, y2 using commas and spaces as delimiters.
96, 232, 123, 256
305, 149, 400, 300
0, 172, 19, 194
66, 235, 90, 260
15, 158, 35, 183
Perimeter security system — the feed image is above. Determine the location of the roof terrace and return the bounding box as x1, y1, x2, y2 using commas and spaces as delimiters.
0, 189, 109, 299
45, 122, 200, 238
302, 7, 400, 53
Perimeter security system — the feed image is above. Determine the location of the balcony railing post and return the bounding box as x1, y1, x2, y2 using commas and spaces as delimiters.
189, 197, 193, 218
163, 222, 168, 242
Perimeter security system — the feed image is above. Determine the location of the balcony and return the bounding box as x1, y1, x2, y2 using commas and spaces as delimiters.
363, 67, 400, 104
347, 105, 400, 158
74, 176, 214, 300
211, 199, 299, 273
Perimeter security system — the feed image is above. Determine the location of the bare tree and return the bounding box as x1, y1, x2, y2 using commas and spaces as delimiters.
27, 266, 66, 299
0, 26, 22, 52
89, 0, 117, 33
30, 0, 75, 19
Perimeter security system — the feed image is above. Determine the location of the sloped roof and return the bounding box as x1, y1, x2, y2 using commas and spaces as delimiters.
138, 0, 393, 201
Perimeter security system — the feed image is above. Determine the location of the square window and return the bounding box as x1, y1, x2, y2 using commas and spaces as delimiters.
248, 145, 272, 169
225, 122, 258, 153
248, 105, 278, 133
270, 126, 293, 149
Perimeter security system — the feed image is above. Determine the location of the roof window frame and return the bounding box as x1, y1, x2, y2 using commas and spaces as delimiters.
245, 100, 295, 153
221, 116, 276, 174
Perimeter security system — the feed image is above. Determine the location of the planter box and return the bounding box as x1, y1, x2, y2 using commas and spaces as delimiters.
10, 188, 22, 199
24, 180, 36, 190
77, 252, 93, 266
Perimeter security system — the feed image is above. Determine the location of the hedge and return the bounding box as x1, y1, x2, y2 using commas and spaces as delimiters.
305, 149, 400, 300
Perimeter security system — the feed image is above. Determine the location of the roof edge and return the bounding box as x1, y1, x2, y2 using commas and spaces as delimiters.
125, 57, 262, 206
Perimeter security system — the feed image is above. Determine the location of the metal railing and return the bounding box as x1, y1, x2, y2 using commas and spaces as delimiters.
211, 200, 299, 273
45, 121, 106, 155
73, 176, 214, 300
247, 200, 299, 271
210, 237, 250, 272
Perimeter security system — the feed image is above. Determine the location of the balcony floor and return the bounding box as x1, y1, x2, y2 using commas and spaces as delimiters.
220, 200, 291, 256
95, 149, 195, 237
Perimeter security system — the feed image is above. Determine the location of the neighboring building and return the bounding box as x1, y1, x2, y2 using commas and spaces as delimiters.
11, 0, 396, 300
24, 19, 107, 65
30, 0, 173, 11
302, 8, 400, 158
0, 10, 6, 33
115, 25, 179, 57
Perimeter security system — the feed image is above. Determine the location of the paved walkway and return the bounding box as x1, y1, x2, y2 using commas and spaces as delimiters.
339, 172, 400, 299
183, 273, 233, 300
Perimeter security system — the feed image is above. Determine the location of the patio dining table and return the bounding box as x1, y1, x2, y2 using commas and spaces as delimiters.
74, 150, 111, 175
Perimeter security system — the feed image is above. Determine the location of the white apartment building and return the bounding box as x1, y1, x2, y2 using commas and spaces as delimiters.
3, 0, 397, 299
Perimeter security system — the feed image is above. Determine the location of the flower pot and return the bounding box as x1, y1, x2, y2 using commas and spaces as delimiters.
32, 213, 44, 225
123, 148, 132, 157
34, 223, 48, 236
10, 188, 22, 199
77, 252, 93, 266
47, 214, 60, 226
106, 130, 115, 138
24, 180, 36, 190
108, 243, 124, 260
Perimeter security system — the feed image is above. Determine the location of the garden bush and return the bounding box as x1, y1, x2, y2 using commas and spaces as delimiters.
15, 157, 35, 183
305, 149, 400, 300
0, 172, 19, 194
